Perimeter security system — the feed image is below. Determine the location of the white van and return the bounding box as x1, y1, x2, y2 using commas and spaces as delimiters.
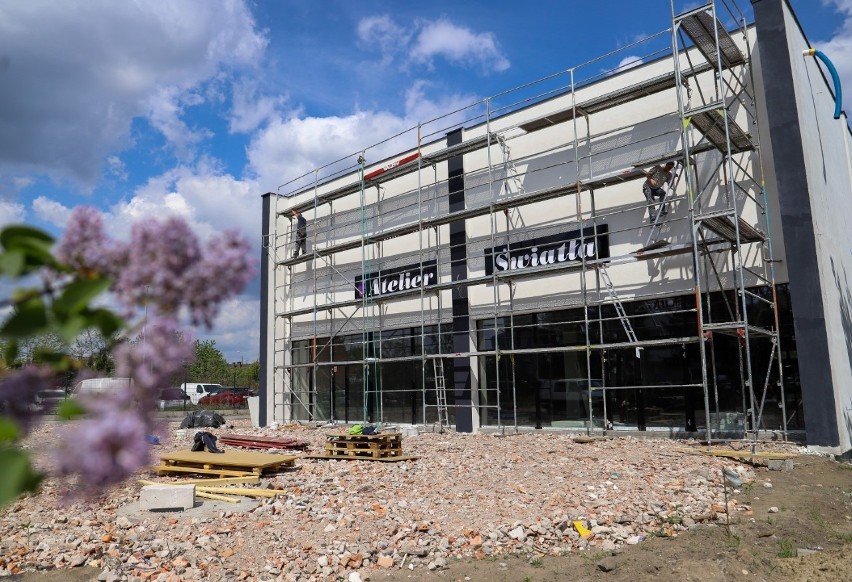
180, 383, 224, 404
73, 377, 134, 396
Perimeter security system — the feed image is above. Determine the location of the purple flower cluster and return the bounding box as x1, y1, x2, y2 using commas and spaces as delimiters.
0, 365, 54, 435
112, 318, 193, 414
187, 230, 255, 327
55, 207, 121, 278
40, 207, 255, 496
56, 401, 151, 491
55, 207, 256, 327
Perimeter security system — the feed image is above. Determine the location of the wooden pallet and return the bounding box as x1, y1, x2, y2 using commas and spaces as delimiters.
155, 450, 296, 477
324, 433, 403, 459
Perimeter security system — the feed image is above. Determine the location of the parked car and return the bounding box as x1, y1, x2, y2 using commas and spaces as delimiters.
35, 387, 70, 413
180, 382, 224, 404
198, 389, 247, 408
158, 387, 190, 410
230, 387, 257, 398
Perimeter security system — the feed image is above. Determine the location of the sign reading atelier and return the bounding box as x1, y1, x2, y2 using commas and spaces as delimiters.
355, 260, 438, 299
483, 225, 609, 276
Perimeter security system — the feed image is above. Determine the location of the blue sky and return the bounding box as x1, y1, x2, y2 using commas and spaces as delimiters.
0, 0, 849, 362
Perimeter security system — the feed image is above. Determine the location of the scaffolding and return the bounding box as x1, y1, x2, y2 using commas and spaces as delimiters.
264, 0, 788, 442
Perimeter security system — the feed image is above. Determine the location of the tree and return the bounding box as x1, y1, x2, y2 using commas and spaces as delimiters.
69, 328, 116, 374
187, 339, 230, 383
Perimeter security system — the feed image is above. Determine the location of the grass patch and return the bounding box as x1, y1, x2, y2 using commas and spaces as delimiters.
834, 532, 852, 543
726, 533, 741, 548
777, 539, 795, 558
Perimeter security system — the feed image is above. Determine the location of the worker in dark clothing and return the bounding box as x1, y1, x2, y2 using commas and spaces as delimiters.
292, 209, 307, 258
642, 161, 675, 221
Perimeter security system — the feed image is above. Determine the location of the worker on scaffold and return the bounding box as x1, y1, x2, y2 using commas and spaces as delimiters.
292, 208, 307, 258
641, 161, 675, 222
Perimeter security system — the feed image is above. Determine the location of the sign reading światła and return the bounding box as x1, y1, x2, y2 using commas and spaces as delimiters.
484, 225, 609, 276
355, 260, 438, 299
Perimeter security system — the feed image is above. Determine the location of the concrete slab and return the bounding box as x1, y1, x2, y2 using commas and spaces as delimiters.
140, 484, 195, 511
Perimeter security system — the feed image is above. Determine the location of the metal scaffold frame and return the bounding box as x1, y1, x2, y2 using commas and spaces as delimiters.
265, 0, 787, 441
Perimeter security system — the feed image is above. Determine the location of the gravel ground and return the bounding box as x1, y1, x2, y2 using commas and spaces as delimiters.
0, 419, 804, 581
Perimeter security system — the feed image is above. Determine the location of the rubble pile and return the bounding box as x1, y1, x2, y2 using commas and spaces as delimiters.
0, 420, 783, 581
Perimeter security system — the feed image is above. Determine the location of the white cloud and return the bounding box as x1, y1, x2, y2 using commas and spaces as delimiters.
616, 55, 644, 72
32, 196, 73, 228
816, 1, 852, 113
0, 0, 267, 188
229, 79, 286, 134
196, 295, 260, 362
246, 84, 479, 193
357, 15, 509, 74
410, 19, 510, 73
0, 199, 25, 226
357, 15, 412, 66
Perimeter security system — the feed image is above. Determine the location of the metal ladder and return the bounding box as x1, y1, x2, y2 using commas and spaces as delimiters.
644, 161, 684, 248
432, 358, 449, 432
599, 265, 642, 357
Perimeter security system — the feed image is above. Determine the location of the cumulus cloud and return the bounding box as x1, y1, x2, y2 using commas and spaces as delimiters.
616, 56, 644, 72
816, 0, 852, 113
410, 19, 510, 73
0, 199, 25, 226
32, 197, 73, 228
0, 0, 267, 189
357, 15, 412, 66
229, 79, 286, 134
357, 15, 509, 74
246, 84, 479, 193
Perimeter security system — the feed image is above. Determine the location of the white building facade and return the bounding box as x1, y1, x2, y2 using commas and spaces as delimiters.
259, 0, 852, 456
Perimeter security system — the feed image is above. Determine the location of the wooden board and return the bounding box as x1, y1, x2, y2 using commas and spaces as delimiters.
304, 453, 419, 463
219, 433, 309, 450
157, 449, 296, 477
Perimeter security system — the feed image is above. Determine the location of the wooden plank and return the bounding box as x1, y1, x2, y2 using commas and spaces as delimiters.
160, 449, 297, 469
196, 491, 241, 503
195, 486, 285, 498
139, 476, 261, 486
304, 453, 419, 463
152, 465, 255, 477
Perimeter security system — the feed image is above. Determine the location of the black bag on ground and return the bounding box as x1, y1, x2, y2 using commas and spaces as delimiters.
191, 431, 223, 453
179, 410, 226, 429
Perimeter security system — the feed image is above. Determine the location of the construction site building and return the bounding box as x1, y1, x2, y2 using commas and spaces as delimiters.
259, 0, 852, 456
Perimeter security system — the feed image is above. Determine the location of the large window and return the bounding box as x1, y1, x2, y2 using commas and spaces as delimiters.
476, 286, 801, 431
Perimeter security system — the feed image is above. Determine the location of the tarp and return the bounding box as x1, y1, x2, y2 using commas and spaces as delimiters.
179, 410, 226, 429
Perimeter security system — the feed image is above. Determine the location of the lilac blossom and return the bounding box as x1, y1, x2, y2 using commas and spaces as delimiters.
0, 365, 53, 435
1, 207, 255, 499
55, 207, 123, 278
112, 317, 194, 413
112, 218, 202, 318
55, 400, 151, 491
186, 230, 256, 328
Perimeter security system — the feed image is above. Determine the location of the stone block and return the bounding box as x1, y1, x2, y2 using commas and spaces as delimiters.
766, 459, 793, 471
139, 484, 195, 511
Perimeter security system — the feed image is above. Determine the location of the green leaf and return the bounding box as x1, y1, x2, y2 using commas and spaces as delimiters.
87, 308, 124, 337
53, 277, 112, 317
57, 399, 85, 420
3, 339, 18, 363
0, 225, 54, 252
0, 298, 49, 339
0, 250, 25, 278
57, 314, 87, 343
0, 448, 44, 508
0, 418, 21, 443
0, 226, 58, 274
31, 348, 67, 367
